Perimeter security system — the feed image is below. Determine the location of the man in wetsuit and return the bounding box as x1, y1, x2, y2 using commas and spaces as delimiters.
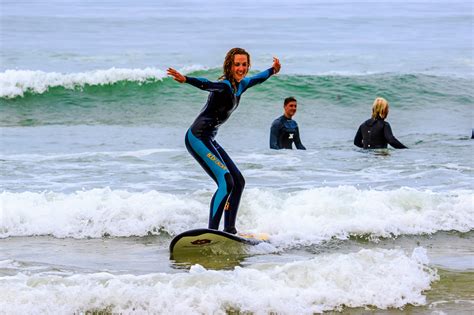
354, 97, 407, 149
270, 96, 306, 150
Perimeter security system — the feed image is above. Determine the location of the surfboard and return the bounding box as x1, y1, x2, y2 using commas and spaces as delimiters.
169, 228, 269, 257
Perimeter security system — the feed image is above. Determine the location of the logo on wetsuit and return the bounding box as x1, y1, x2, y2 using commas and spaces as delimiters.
207, 152, 228, 170
288, 133, 294, 139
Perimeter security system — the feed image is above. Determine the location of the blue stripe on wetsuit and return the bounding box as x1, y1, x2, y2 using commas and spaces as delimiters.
186, 68, 273, 96
235, 68, 274, 96
186, 129, 229, 218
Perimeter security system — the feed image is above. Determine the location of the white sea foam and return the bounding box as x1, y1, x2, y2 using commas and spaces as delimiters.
241, 186, 474, 247
0, 66, 206, 98
0, 148, 181, 161
0, 188, 208, 238
1, 187, 472, 241
0, 248, 438, 315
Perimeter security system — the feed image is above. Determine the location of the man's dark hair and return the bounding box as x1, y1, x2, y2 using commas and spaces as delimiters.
284, 96, 297, 106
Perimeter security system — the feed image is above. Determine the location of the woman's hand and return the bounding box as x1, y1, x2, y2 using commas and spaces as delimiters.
272, 57, 281, 74
167, 68, 186, 83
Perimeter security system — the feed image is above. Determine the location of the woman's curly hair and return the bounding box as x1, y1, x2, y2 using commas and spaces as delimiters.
219, 47, 251, 91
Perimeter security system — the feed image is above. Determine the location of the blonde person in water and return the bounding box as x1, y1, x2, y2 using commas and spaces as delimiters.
354, 97, 407, 149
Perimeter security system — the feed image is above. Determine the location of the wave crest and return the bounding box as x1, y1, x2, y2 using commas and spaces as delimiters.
0, 66, 207, 98
1, 187, 472, 241
0, 248, 437, 314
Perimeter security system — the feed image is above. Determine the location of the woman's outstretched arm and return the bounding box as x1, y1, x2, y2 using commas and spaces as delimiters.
244, 57, 282, 90
167, 67, 229, 92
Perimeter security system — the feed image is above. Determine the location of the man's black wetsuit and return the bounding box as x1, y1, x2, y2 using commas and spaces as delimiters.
184, 68, 275, 233
270, 115, 306, 150
354, 118, 407, 149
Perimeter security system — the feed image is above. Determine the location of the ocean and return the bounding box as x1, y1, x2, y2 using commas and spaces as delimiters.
1, 0, 473, 314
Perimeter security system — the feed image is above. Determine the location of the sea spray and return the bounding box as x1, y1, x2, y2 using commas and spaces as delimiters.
1, 187, 472, 241
0, 248, 438, 314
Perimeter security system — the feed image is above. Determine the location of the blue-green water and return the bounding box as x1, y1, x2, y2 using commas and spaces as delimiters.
1, 1, 473, 314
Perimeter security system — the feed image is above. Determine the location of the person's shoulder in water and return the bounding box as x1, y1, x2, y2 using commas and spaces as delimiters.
270, 96, 306, 150
354, 97, 407, 149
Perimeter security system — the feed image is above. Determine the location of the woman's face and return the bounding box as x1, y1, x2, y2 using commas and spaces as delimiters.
232, 54, 249, 82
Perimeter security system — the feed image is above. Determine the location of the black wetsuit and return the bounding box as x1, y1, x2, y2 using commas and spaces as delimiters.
184, 68, 275, 233
270, 115, 306, 150
354, 118, 407, 149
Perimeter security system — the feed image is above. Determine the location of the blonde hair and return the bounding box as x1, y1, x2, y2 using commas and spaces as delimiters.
371, 97, 389, 120
219, 48, 251, 91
